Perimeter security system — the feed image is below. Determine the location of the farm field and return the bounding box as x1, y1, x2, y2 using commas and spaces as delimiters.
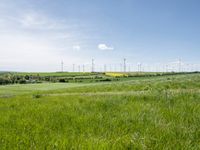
0, 73, 200, 149
0, 71, 195, 85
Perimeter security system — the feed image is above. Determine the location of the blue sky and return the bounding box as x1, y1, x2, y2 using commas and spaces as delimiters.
0, 0, 200, 71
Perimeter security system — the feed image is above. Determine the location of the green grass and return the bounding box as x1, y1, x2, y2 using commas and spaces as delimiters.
0, 74, 200, 149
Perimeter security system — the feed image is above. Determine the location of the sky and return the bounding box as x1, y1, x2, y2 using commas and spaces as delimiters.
0, 0, 200, 72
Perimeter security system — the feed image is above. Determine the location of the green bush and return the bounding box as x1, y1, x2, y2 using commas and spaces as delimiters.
59, 79, 66, 83
19, 79, 26, 84
32, 94, 42, 99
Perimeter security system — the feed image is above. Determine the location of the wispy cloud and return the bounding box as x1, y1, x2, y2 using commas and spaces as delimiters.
0, 0, 117, 71
16, 11, 69, 31
73, 45, 81, 51
0, 8, 86, 71
98, 44, 114, 50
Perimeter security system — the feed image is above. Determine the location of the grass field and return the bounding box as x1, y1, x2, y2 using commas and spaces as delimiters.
0, 73, 200, 149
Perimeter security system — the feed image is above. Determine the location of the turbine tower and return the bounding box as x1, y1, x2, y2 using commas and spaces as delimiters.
123, 58, 126, 72
82, 65, 85, 72
92, 59, 95, 72
61, 60, 64, 72
104, 64, 107, 72
138, 63, 142, 72
78, 65, 81, 72
178, 58, 182, 72
73, 64, 75, 72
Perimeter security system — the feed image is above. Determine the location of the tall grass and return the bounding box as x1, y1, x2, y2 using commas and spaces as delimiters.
0, 74, 200, 149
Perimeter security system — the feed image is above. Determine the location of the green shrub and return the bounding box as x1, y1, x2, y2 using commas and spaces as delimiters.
32, 94, 42, 99
19, 79, 26, 84
59, 79, 66, 83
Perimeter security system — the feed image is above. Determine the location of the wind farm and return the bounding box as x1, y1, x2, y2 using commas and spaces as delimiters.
0, 0, 200, 149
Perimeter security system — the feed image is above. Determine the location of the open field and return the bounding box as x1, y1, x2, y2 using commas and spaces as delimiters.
0, 73, 200, 149
0, 71, 196, 85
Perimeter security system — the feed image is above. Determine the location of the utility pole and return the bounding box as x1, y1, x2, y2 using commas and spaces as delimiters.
123, 58, 126, 72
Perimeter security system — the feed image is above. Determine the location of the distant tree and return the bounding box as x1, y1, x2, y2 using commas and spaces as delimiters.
19, 79, 26, 84
59, 79, 66, 83
0, 77, 11, 85
24, 75, 30, 80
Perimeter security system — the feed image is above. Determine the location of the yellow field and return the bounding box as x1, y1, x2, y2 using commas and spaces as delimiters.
105, 72, 128, 77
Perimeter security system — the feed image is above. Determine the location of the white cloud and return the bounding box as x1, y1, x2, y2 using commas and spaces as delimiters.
19, 12, 68, 30
73, 45, 81, 51
98, 44, 114, 50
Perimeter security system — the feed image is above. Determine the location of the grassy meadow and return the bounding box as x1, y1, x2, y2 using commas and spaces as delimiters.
0, 73, 200, 149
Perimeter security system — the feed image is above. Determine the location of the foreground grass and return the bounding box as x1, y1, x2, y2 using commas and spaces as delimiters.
0, 74, 200, 149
